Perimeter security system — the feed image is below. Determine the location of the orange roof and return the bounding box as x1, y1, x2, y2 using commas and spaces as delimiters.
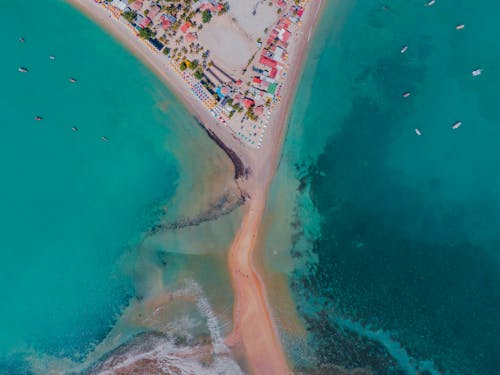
242, 98, 255, 109
180, 21, 192, 33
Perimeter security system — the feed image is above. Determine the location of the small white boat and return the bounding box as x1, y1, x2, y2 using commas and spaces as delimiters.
49, 55, 55, 60
401, 45, 408, 54
18, 67, 29, 73
101, 136, 109, 142
424, 0, 436, 6
403, 92, 411, 98
35, 116, 43, 121
472, 69, 482, 77
452, 121, 462, 129
415, 128, 422, 136
72, 126, 79, 132
456, 24, 465, 30
19, 37, 25, 43
69, 77, 77, 83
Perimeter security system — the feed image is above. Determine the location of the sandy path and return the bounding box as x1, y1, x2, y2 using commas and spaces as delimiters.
225, 1, 325, 374
225, 193, 290, 374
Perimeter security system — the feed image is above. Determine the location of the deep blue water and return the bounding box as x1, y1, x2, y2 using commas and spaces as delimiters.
266, 0, 500, 374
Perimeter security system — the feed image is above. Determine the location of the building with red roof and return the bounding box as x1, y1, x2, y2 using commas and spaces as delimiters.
254, 105, 264, 116
200, 3, 216, 12
180, 21, 192, 33
253, 77, 262, 84
279, 29, 292, 43
278, 17, 292, 28
139, 17, 151, 29
148, 5, 161, 19
160, 14, 176, 30
160, 18, 172, 30
129, 0, 143, 11
273, 0, 286, 8
185, 32, 198, 44
242, 98, 255, 109
269, 67, 278, 79
259, 55, 277, 68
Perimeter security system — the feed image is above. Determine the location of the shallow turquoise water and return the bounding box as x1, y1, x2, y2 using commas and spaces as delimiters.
0, 0, 190, 368
1, 2, 243, 373
265, 0, 500, 374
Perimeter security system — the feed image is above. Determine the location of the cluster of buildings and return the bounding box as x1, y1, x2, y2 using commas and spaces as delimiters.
96, 0, 307, 149
104, 0, 225, 49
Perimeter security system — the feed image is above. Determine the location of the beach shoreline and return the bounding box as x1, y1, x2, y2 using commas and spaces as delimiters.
66, 0, 325, 373
66, 0, 254, 174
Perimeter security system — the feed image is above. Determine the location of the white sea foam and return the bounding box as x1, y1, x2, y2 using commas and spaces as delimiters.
187, 279, 230, 355
96, 338, 242, 375
26, 279, 240, 375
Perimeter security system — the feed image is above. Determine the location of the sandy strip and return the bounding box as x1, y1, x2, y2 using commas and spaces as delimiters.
225, 1, 325, 374
67, 0, 324, 373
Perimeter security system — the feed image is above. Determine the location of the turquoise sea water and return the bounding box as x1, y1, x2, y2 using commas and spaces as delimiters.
265, 0, 500, 374
1, 1, 240, 373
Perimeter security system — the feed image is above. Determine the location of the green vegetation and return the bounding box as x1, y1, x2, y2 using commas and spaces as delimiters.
246, 107, 257, 121
189, 59, 199, 70
162, 47, 171, 56
194, 69, 203, 80
180, 62, 187, 71
202, 10, 212, 23
138, 28, 154, 39
218, 2, 229, 15
122, 10, 136, 23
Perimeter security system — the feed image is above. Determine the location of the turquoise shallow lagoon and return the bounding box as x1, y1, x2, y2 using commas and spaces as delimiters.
264, 0, 500, 374
1, 0, 178, 361
1, 1, 240, 373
